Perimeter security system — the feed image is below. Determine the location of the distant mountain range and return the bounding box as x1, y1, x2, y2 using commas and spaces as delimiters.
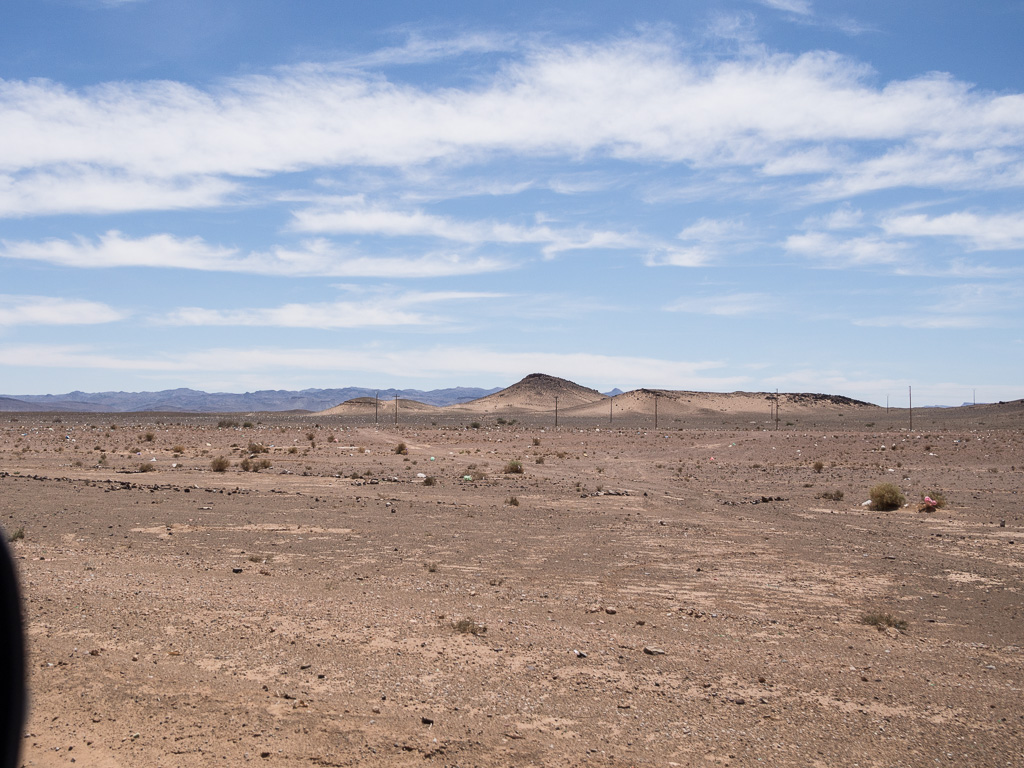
0, 386, 503, 413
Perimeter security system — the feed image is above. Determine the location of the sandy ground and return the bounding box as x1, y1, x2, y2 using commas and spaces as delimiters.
2, 404, 1023, 767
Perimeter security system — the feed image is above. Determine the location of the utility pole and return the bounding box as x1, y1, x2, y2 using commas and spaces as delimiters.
394, 393, 399, 425
909, 385, 913, 431
775, 388, 780, 431
554, 396, 559, 428
654, 392, 659, 430
374, 391, 379, 424
973, 389, 976, 406
609, 395, 613, 425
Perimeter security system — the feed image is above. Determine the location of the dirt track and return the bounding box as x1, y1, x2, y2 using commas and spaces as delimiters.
3, 406, 1023, 767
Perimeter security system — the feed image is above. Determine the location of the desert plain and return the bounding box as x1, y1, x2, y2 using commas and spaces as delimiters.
2, 378, 1023, 767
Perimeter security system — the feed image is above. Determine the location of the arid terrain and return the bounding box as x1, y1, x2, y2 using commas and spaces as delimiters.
3, 377, 1023, 767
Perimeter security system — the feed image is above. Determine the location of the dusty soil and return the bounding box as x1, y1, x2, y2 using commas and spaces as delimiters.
2, 404, 1023, 767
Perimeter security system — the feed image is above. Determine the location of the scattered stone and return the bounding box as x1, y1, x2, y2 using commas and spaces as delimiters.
643, 646, 667, 655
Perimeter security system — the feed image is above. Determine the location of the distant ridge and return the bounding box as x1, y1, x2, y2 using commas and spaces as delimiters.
0, 386, 502, 413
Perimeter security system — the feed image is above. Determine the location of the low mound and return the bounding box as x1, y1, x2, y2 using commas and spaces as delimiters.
455, 373, 606, 413
315, 397, 438, 416
572, 389, 877, 418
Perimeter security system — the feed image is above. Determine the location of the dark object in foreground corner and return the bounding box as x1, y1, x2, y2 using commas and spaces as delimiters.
0, 534, 25, 768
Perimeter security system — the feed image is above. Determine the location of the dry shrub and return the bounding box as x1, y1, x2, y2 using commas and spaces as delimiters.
504, 459, 524, 474
453, 619, 487, 635
394, 442, 408, 455
861, 612, 908, 631
869, 482, 905, 510
210, 456, 230, 472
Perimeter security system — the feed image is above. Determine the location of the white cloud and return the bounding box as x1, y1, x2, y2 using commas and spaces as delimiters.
0, 295, 127, 326
161, 291, 503, 329
1, 35, 1021, 216
677, 218, 749, 242
643, 246, 712, 267
0, 231, 510, 278
343, 32, 518, 68
289, 195, 640, 257
785, 231, 906, 266
0, 169, 237, 218
883, 211, 1024, 250
665, 292, 778, 316
0, 343, 744, 392
756, 0, 813, 14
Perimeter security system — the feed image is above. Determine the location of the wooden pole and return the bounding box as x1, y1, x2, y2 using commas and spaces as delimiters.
554, 396, 559, 428
654, 393, 658, 430
374, 391, 378, 424
909, 385, 912, 431
394, 393, 398, 425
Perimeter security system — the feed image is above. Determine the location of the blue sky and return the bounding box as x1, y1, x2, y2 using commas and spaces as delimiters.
1, 0, 1022, 405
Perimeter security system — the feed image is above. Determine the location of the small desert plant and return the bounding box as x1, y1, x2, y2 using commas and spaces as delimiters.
506, 496, 519, 506
453, 618, 487, 635
171, 444, 185, 454
532, 437, 541, 446
327, 435, 336, 442
306, 432, 315, 441
217, 419, 239, 429
210, 456, 230, 472
464, 468, 487, 481
861, 612, 908, 632
535, 456, 545, 464
143, 432, 155, 442
247, 442, 268, 454
504, 459, 524, 474
817, 489, 845, 502
394, 442, 408, 455
288, 446, 298, 454
425, 562, 439, 573
423, 476, 438, 486
240, 458, 253, 472
918, 491, 947, 512
470, 422, 481, 430
496, 417, 508, 425
7, 527, 25, 543
242, 421, 254, 428
869, 483, 906, 510
812, 460, 824, 474
138, 462, 157, 472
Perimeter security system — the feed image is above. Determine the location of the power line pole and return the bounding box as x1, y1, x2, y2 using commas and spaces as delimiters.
554, 396, 559, 428
654, 392, 659, 430
374, 391, 379, 424
909, 385, 913, 431
394, 393, 399, 425
609, 395, 613, 425
775, 389, 780, 431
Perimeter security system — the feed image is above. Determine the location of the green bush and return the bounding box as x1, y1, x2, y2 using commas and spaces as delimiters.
869, 482, 905, 510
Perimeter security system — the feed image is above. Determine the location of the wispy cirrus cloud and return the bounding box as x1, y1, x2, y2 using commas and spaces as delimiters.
665, 292, 779, 316
784, 231, 907, 267
0, 295, 127, 326
883, 210, 1024, 250
290, 195, 641, 258
161, 291, 503, 329
0, 231, 510, 278
0, 343, 740, 392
